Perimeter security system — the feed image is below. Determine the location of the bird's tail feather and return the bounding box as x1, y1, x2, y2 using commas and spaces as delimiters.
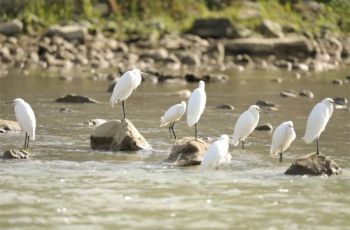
302, 135, 313, 143
160, 117, 167, 127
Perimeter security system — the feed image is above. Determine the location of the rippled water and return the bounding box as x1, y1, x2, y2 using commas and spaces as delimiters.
0, 68, 350, 229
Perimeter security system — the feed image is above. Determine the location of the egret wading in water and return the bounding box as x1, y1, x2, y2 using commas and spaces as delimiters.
13, 98, 36, 149
110, 68, 144, 120
270, 121, 296, 162
187, 80, 206, 141
232, 105, 261, 149
303, 98, 334, 154
160, 101, 186, 140
201, 134, 231, 169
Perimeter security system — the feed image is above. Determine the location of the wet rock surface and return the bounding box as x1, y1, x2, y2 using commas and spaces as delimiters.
299, 90, 314, 98
215, 104, 235, 110
0, 119, 21, 132
164, 137, 209, 166
3, 149, 30, 159
56, 94, 99, 103
255, 123, 273, 131
280, 90, 297, 98
285, 152, 341, 176
90, 119, 151, 151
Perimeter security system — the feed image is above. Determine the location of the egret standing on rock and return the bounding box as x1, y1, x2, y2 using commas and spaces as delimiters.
13, 98, 36, 149
232, 105, 261, 149
160, 101, 186, 140
270, 121, 296, 162
201, 134, 231, 169
187, 80, 206, 141
110, 68, 143, 120
303, 98, 334, 154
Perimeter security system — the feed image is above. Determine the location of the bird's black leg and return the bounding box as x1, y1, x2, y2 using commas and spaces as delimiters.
279, 151, 283, 163
168, 123, 173, 140
24, 133, 28, 149
171, 123, 176, 140
26, 135, 30, 149
195, 123, 198, 141
242, 141, 245, 150
122, 101, 126, 120
316, 138, 319, 154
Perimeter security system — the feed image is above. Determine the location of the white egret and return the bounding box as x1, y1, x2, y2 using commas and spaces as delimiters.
232, 105, 261, 149
187, 80, 206, 140
13, 98, 36, 149
270, 121, 296, 162
160, 101, 186, 140
303, 98, 334, 154
201, 134, 230, 169
110, 68, 143, 119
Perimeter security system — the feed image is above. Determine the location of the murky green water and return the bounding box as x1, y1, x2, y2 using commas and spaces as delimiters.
0, 67, 350, 229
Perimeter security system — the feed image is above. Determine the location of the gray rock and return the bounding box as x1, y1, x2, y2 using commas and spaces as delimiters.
255, 123, 273, 131
189, 18, 234, 38
216, 104, 235, 110
280, 90, 297, 98
299, 90, 314, 98
285, 153, 341, 176
225, 37, 313, 57
46, 25, 87, 43
3, 149, 30, 159
55, 94, 98, 103
90, 119, 151, 151
332, 79, 343, 85
256, 100, 276, 108
164, 137, 209, 166
333, 97, 348, 105
202, 73, 229, 83
271, 78, 282, 83
0, 119, 21, 132
0, 19, 23, 36
260, 19, 284, 38
59, 107, 75, 113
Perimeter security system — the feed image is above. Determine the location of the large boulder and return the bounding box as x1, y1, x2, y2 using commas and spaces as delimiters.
0, 119, 21, 132
3, 149, 30, 159
225, 37, 313, 57
0, 19, 23, 36
90, 119, 151, 151
260, 20, 284, 38
46, 25, 87, 43
164, 137, 209, 166
285, 153, 341, 176
189, 18, 235, 38
55, 94, 99, 103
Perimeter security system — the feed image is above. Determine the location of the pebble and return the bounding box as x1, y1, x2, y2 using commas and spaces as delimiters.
255, 123, 273, 131
299, 90, 314, 98
332, 79, 343, 85
215, 104, 235, 110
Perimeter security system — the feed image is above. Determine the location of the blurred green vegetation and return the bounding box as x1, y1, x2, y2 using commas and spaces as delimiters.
0, 0, 349, 38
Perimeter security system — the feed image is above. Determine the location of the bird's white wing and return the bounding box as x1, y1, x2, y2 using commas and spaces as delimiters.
270, 123, 288, 155
160, 104, 185, 127
232, 111, 254, 146
283, 125, 296, 152
303, 103, 329, 143
131, 71, 142, 90
110, 73, 133, 106
201, 142, 221, 169
187, 88, 206, 127
15, 102, 36, 140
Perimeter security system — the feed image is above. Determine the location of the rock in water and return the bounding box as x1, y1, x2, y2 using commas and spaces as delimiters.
164, 137, 209, 166
90, 119, 151, 151
55, 94, 99, 103
3, 149, 30, 159
285, 153, 341, 176
0, 119, 21, 132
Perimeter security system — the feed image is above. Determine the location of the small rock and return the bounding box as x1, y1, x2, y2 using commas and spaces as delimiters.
59, 107, 75, 113
202, 73, 229, 83
271, 78, 282, 83
280, 90, 297, 98
216, 104, 235, 110
299, 90, 314, 98
0, 119, 21, 132
184, 73, 202, 82
90, 119, 151, 151
260, 19, 284, 38
87, 119, 107, 127
333, 97, 348, 105
255, 100, 276, 108
345, 75, 350, 81
164, 137, 209, 166
255, 123, 273, 131
285, 152, 341, 176
0, 19, 23, 36
55, 94, 98, 103
3, 149, 30, 159
46, 25, 87, 43
332, 79, 343, 85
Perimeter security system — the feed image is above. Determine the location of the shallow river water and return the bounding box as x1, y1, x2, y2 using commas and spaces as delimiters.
0, 67, 350, 229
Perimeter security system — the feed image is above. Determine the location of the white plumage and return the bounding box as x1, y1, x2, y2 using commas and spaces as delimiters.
160, 101, 186, 127
303, 98, 334, 153
14, 98, 36, 148
232, 105, 261, 149
109, 68, 142, 119
270, 121, 296, 162
160, 101, 186, 140
201, 134, 230, 169
187, 80, 206, 140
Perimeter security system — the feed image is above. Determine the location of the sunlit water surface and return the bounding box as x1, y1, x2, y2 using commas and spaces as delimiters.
0, 67, 350, 229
